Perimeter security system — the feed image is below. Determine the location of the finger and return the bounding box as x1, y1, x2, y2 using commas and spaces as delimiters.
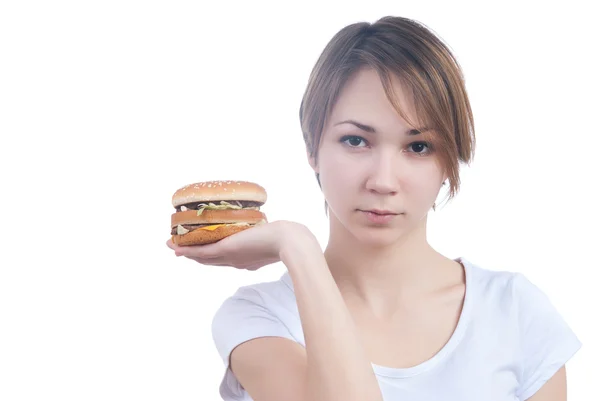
166, 242, 191, 257
167, 241, 189, 257
186, 257, 228, 266
175, 243, 222, 259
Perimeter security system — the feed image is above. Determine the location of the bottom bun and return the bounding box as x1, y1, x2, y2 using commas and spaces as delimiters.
171, 224, 253, 246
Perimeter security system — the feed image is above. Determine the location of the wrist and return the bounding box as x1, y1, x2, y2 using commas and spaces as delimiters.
276, 222, 322, 266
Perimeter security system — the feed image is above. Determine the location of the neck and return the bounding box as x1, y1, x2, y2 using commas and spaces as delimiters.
324, 216, 452, 314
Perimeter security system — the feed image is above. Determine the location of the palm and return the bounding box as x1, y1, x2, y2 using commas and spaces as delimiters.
167, 220, 303, 271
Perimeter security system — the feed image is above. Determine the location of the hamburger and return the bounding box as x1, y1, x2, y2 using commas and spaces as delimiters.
170, 180, 268, 246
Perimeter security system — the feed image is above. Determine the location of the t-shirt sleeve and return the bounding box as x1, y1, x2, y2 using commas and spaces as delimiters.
211, 286, 297, 400
513, 273, 582, 400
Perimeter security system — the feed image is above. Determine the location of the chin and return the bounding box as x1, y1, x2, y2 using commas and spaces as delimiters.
330, 210, 418, 247
348, 224, 410, 248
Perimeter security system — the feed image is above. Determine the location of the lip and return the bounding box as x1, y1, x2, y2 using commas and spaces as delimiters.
358, 209, 400, 224
362, 209, 398, 215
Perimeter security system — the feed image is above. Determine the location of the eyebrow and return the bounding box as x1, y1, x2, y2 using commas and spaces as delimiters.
334, 119, 428, 136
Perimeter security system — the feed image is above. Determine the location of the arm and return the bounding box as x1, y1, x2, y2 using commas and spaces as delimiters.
229, 223, 383, 401
526, 366, 567, 401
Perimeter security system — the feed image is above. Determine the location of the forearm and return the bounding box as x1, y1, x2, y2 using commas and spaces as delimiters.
279, 228, 383, 401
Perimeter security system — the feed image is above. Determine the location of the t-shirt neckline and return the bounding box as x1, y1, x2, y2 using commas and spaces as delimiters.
280, 256, 474, 379
371, 256, 473, 378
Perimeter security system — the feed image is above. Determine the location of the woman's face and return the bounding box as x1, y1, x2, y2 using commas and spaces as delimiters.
310, 67, 446, 247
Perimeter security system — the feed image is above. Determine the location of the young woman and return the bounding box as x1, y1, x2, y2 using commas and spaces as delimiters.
167, 16, 581, 401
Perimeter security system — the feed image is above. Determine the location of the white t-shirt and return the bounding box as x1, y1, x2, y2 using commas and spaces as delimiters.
211, 257, 582, 401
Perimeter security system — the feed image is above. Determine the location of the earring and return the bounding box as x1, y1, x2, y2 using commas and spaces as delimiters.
434, 180, 448, 210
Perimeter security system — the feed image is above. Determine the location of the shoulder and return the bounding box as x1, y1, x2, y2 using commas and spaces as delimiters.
462, 256, 573, 319
460, 257, 518, 309
211, 269, 302, 359
462, 257, 515, 289
460, 257, 582, 400
212, 269, 298, 323
462, 256, 576, 325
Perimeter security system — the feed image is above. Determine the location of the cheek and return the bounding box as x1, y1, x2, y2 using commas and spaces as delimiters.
320, 162, 347, 194
319, 149, 356, 184
404, 168, 443, 202
317, 150, 359, 197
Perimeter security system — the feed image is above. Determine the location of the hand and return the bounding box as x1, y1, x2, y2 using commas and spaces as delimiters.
165, 220, 316, 271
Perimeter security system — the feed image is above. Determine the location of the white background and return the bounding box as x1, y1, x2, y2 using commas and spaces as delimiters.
1, 1, 598, 400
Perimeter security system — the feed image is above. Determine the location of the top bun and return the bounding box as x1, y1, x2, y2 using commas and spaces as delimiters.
172, 180, 267, 207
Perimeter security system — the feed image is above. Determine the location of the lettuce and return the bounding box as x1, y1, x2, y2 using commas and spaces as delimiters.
196, 201, 259, 216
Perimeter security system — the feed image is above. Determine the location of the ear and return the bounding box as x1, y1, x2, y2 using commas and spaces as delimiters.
307, 150, 319, 174
441, 173, 448, 186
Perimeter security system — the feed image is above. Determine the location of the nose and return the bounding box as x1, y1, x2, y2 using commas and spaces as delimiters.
365, 150, 398, 195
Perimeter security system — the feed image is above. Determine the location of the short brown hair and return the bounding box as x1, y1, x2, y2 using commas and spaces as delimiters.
299, 16, 476, 208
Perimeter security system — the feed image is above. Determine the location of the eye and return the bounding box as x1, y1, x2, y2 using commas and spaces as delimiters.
407, 141, 432, 156
340, 135, 367, 148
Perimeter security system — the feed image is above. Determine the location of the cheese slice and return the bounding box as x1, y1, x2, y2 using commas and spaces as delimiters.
199, 224, 225, 231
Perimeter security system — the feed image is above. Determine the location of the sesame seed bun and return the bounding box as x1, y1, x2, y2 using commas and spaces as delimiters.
172, 180, 267, 207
